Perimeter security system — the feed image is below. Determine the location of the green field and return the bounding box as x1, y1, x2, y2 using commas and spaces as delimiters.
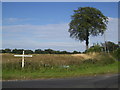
2, 53, 119, 80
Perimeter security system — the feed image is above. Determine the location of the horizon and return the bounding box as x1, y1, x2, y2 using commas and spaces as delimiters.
1, 40, 119, 53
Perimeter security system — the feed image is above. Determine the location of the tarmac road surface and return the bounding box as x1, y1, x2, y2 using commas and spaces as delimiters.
2, 74, 119, 88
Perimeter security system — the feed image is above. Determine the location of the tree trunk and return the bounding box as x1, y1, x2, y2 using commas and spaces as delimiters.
86, 38, 89, 50
86, 30, 89, 50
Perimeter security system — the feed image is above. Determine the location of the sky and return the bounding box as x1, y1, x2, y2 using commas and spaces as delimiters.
2, 2, 118, 52
1, 0, 120, 2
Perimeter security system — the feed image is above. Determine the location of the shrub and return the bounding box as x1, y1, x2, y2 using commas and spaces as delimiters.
86, 45, 103, 53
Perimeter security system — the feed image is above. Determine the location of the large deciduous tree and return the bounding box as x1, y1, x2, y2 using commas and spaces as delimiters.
68, 7, 108, 50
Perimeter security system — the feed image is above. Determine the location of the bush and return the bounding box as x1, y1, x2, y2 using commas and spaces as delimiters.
86, 45, 103, 53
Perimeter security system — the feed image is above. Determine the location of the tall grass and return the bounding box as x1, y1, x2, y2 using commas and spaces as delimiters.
2, 53, 119, 80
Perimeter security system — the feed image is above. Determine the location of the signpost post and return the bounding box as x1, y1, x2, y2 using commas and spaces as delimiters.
14, 51, 32, 68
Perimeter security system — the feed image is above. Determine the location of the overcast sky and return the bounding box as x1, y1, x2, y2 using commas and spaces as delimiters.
2, 2, 118, 52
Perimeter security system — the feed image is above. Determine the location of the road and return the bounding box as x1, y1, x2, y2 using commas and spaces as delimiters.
2, 74, 119, 88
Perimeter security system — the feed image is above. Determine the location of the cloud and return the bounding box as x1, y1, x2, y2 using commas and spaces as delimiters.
105, 17, 118, 42
118, 18, 120, 42
4, 18, 19, 23
3, 18, 30, 24
3, 23, 86, 51
3, 37, 86, 52
3, 23, 70, 39
2, 17, 118, 52
108, 17, 118, 22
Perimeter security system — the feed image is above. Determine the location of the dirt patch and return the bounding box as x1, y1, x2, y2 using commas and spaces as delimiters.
71, 53, 100, 60
71, 54, 91, 60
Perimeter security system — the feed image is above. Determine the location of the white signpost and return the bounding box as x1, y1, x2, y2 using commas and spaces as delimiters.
14, 51, 32, 68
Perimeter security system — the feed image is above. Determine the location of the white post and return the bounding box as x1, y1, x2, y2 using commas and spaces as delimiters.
14, 51, 32, 68
22, 51, 25, 68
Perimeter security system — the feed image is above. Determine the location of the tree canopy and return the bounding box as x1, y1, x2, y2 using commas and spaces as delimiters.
69, 7, 108, 50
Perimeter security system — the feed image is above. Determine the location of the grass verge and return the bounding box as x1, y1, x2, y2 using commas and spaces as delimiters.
2, 53, 119, 80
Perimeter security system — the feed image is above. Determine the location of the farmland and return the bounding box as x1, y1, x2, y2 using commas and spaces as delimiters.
2, 53, 119, 80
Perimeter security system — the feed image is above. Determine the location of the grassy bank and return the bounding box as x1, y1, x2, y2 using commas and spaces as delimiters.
2, 53, 119, 80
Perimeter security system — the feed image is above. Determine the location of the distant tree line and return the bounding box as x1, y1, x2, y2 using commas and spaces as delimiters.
1, 41, 119, 54
0, 48, 81, 54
